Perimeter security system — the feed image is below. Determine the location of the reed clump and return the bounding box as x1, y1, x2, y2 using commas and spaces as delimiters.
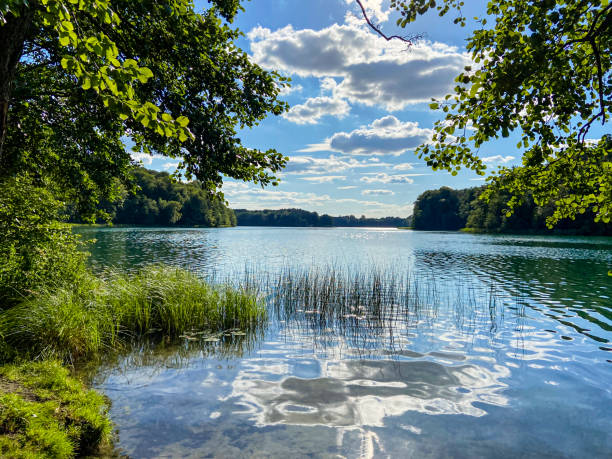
0, 265, 265, 363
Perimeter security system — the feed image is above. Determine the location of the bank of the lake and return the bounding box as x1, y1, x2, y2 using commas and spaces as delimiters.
0, 262, 265, 457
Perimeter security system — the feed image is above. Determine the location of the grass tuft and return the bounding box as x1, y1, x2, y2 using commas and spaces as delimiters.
0, 265, 265, 364
0, 361, 112, 458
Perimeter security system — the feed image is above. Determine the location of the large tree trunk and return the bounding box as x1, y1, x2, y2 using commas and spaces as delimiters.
0, 8, 33, 166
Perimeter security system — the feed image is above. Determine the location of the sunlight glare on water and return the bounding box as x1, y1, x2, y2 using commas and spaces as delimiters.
76, 227, 612, 458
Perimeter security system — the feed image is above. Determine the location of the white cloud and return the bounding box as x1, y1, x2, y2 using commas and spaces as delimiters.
301, 116, 432, 156
279, 83, 303, 95
338, 185, 358, 190
284, 155, 391, 175
344, 0, 391, 23
222, 182, 412, 217
301, 175, 346, 183
248, 22, 469, 111
392, 163, 415, 171
283, 96, 350, 124
481, 155, 515, 164
360, 173, 415, 184
320, 77, 338, 93
362, 189, 395, 196
163, 162, 179, 170
131, 152, 165, 165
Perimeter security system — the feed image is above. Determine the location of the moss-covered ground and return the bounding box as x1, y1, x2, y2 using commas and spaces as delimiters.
0, 361, 112, 458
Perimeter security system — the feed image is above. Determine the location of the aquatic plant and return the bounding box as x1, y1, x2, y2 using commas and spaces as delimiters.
0, 265, 265, 363
266, 265, 518, 355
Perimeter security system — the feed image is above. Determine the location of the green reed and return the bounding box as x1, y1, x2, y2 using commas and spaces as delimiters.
0, 265, 265, 363
264, 265, 517, 354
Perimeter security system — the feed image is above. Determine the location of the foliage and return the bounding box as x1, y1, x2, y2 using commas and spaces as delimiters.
234, 208, 409, 227
0, 265, 265, 363
412, 187, 480, 231
0, 0, 192, 147
412, 185, 612, 234
390, 0, 612, 227
0, 360, 111, 458
1, 0, 289, 220
0, 176, 87, 306
94, 168, 237, 227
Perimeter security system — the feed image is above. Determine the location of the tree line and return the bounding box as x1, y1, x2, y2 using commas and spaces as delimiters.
413, 186, 612, 235
234, 209, 409, 228
72, 168, 236, 227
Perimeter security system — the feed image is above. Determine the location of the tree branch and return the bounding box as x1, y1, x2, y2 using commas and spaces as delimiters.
355, 0, 421, 45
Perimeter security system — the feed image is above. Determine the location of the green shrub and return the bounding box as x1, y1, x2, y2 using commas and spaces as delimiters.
0, 176, 88, 307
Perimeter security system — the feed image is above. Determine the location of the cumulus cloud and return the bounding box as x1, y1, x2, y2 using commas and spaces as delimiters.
131, 152, 165, 165
481, 155, 515, 164
301, 175, 346, 183
320, 77, 338, 93
338, 185, 358, 190
283, 96, 350, 124
163, 162, 179, 170
344, 0, 391, 23
248, 22, 469, 110
279, 83, 303, 95
360, 173, 415, 184
223, 181, 412, 217
301, 116, 432, 156
362, 189, 395, 196
284, 155, 391, 175
392, 163, 415, 171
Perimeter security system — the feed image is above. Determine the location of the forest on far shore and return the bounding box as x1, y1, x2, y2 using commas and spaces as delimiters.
72, 168, 611, 236
234, 209, 409, 228
71, 168, 236, 227
413, 186, 612, 235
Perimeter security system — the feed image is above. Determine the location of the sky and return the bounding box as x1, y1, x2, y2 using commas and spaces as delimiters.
137, 0, 607, 218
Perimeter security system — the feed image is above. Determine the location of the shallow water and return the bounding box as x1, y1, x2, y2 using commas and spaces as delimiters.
76, 227, 612, 458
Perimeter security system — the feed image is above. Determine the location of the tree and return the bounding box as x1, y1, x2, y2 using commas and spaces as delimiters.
383, 0, 611, 227
0, 0, 288, 219
412, 187, 464, 231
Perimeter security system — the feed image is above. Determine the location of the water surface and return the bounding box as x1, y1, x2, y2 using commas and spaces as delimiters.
76, 227, 612, 458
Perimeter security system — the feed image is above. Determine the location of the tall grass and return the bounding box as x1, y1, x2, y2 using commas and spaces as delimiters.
266, 265, 519, 355
0, 265, 265, 363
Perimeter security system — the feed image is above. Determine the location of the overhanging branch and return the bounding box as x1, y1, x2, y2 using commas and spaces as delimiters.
355, 0, 421, 45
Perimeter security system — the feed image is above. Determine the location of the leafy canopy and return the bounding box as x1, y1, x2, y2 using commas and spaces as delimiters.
1, 0, 192, 141
1, 0, 289, 219
390, 0, 611, 226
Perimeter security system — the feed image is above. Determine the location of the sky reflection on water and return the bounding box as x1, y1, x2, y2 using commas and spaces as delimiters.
76, 227, 612, 458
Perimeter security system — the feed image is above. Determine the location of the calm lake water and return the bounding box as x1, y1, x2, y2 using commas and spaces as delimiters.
75, 227, 612, 458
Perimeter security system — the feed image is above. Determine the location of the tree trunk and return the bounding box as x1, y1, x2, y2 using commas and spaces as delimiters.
0, 8, 33, 166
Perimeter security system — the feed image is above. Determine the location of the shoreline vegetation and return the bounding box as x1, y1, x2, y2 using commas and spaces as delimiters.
0, 176, 266, 457
69, 169, 609, 236
0, 362, 112, 458
233, 208, 409, 228
412, 186, 612, 236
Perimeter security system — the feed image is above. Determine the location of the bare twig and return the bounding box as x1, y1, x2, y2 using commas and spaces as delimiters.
355, 0, 421, 45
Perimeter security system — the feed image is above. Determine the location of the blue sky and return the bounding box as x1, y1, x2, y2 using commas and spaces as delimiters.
138, 0, 607, 218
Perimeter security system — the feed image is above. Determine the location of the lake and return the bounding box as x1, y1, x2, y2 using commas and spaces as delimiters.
75, 226, 612, 458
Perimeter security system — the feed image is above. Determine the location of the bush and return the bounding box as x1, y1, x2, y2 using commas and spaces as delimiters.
0, 176, 88, 306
